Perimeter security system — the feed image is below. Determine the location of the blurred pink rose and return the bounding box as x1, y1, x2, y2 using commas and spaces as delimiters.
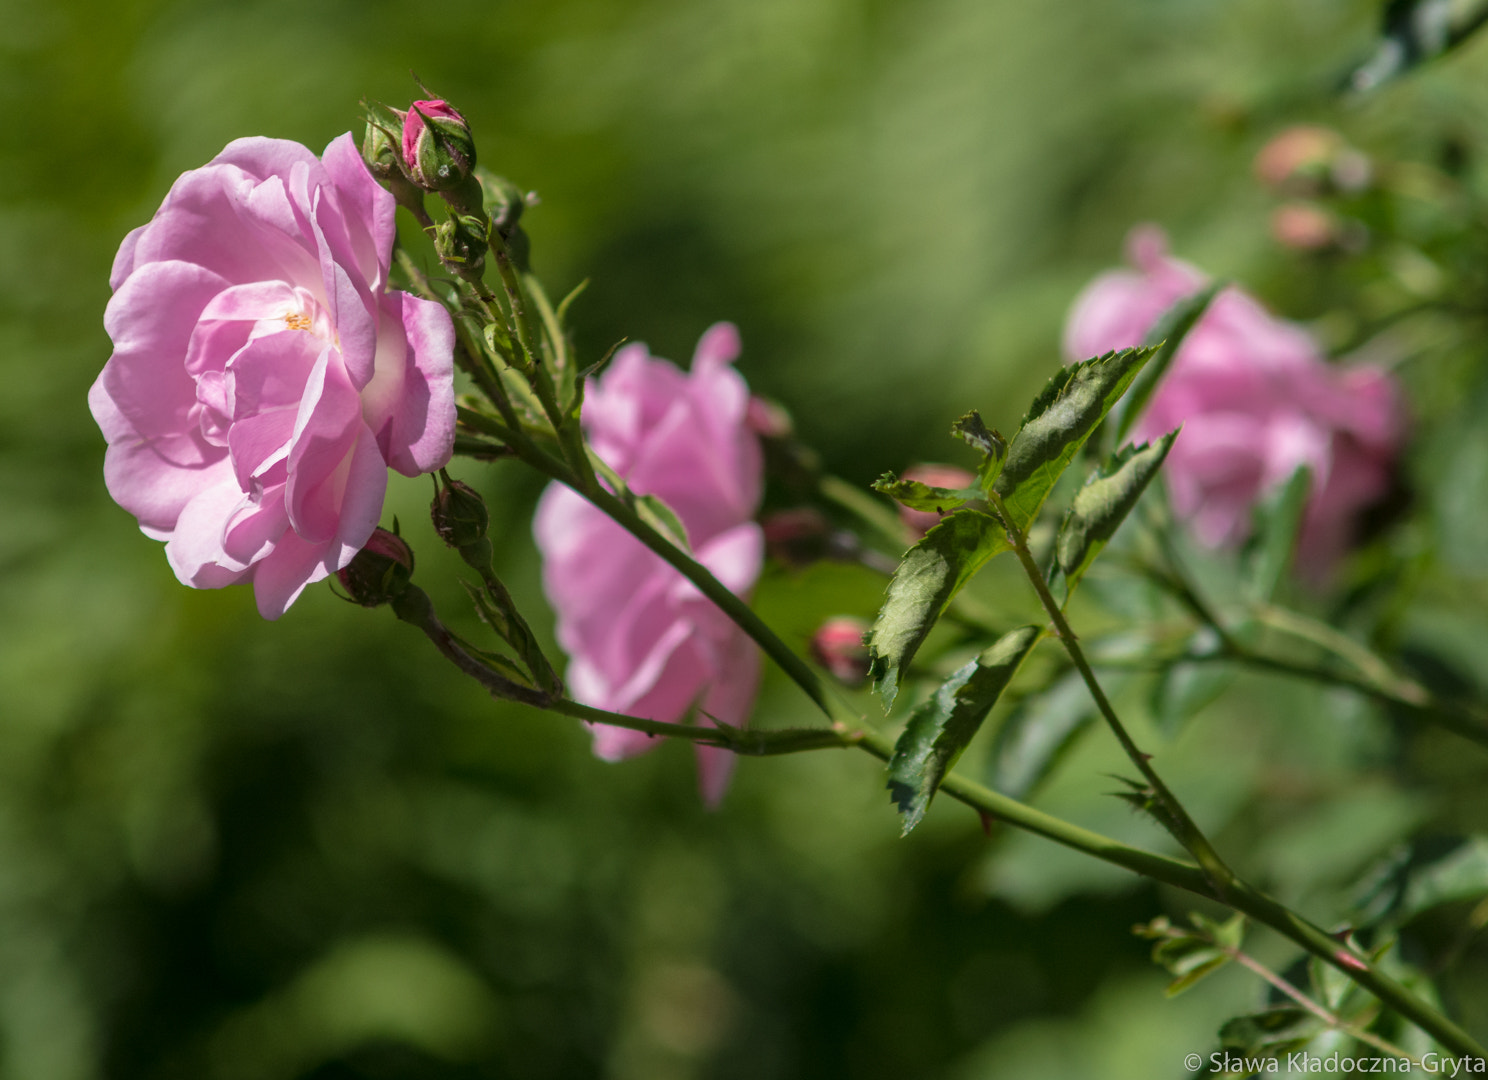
1063, 225, 1401, 572
534, 324, 764, 804
90, 135, 456, 618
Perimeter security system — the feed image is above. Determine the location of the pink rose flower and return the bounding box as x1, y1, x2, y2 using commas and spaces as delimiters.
90, 134, 456, 618
1063, 225, 1402, 572
533, 324, 764, 804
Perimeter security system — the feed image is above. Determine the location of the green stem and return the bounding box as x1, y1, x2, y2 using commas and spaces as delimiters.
457, 393, 1488, 1058
990, 492, 1237, 895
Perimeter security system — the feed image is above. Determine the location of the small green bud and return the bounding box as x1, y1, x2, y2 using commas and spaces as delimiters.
431, 477, 489, 550
337, 527, 414, 607
433, 213, 489, 277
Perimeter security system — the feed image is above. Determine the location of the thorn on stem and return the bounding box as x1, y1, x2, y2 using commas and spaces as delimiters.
978, 810, 996, 836
1334, 949, 1368, 972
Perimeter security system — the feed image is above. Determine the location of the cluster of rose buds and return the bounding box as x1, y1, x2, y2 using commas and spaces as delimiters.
1254, 126, 1372, 254
359, 96, 523, 285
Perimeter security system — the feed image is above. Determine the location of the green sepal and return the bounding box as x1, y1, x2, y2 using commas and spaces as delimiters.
887, 625, 1041, 834
865, 509, 1011, 707
1052, 430, 1178, 600
992, 347, 1156, 533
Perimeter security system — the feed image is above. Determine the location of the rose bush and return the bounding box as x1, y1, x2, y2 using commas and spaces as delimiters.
1064, 225, 1401, 572
90, 134, 456, 618
534, 324, 764, 804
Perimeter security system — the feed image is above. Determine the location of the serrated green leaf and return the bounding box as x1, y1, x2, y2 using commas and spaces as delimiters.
987, 670, 1115, 799
1152, 935, 1231, 996
1111, 284, 1222, 444
1350, 0, 1488, 94
1054, 431, 1178, 598
1244, 466, 1311, 602
888, 625, 1041, 833
992, 347, 1155, 533
1218, 1007, 1324, 1056
865, 509, 1011, 707
872, 473, 979, 514
952, 410, 1008, 490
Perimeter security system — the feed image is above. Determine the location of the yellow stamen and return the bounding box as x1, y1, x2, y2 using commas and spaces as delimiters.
284, 313, 313, 331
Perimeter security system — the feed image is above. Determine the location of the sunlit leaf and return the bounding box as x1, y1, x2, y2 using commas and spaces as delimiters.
888, 625, 1042, 833
1110, 284, 1222, 445
865, 508, 1010, 707
1053, 431, 1178, 600
992, 347, 1155, 533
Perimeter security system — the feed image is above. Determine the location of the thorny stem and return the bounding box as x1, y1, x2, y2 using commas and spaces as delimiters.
429, 280, 1487, 1060
988, 491, 1238, 896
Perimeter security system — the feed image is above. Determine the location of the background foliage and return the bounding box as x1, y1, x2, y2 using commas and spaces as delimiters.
7, 0, 1488, 1075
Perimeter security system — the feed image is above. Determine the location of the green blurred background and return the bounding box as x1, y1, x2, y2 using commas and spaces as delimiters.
8, 0, 1488, 1076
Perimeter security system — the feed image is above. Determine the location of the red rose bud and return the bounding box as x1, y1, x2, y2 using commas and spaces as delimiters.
402, 99, 476, 192
431, 477, 489, 550
337, 528, 415, 607
810, 617, 871, 687
897, 463, 976, 537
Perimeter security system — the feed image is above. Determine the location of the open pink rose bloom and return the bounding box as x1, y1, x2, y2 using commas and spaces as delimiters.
534, 324, 764, 804
1064, 226, 1402, 573
90, 135, 456, 618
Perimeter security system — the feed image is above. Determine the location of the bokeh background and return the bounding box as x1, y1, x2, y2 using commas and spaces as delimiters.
8, 0, 1488, 1076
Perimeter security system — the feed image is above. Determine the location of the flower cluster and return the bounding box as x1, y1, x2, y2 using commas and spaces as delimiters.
534, 324, 764, 804
1064, 226, 1401, 572
90, 135, 456, 618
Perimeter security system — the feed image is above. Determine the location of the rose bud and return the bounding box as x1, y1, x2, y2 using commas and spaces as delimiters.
431, 477, 490, 550
1270, 201, 1340, 251
402, 99, 477, 192
337, 528, 415, 607
762, 507, 832, 568
897, 463, 976, 537
810, 617, 871, 687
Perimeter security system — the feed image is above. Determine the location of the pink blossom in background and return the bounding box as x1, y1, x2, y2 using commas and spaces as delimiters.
1063, 225, 1402, 573
90, 135, 456, 618
534, 324, 764, 804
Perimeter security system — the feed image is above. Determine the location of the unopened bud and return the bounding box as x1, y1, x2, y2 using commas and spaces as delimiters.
1254, 126, 1372, 196
762, 507, 832, 568
402, 99, 476, 192
337, 528, 414, 607
359, 101, 430, 219
810, 617, 871, 687
432, 478, 489, 549
434, 213, 489, 277
897, 464, 976, 537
